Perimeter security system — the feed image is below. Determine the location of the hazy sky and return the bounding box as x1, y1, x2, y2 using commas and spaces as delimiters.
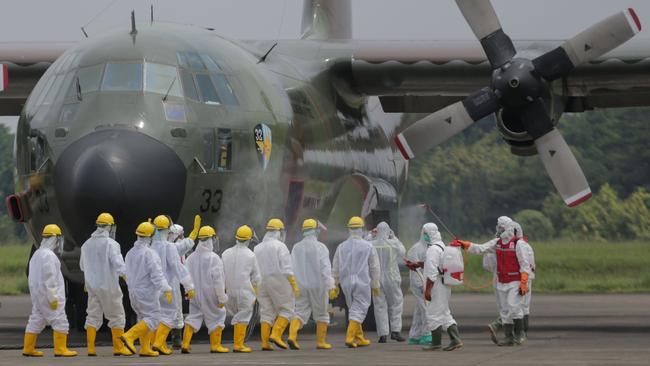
2, 0, 649, 129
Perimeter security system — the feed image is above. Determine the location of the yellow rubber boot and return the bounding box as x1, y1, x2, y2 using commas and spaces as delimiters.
181, 325, 194, 354
233, 323, 252, 353
152, 323, 173, 355
210, 327, 230, 353
261, 322, 274, 351
354, 321, 371, 347
53, 331, 78, 357
345, 322, 358, 348
120, 320, 148, 355
316, 322, 332, 349
270, 316, 289, 349
87, 326, 97, 356
140, 331, 159, 357
111, 328, 131, 356
22, 333, 44, 357
287, 318, 301, 350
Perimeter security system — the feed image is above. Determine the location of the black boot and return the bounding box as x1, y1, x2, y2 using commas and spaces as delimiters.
422, 327, 442, 351
390, 332, 405, 342
443, 324, 463, 351
498, 323, 516, 347
487, 318, 502, 345
523, 315, 529, 340
378, 336, 387, 343
514, 318, 525, 345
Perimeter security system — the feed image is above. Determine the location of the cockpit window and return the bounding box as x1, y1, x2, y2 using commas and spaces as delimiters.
195, 73, 221, 104
76, 64, 103, 93
211, 74, 238, 106
180, 69, 198, 101
102, 62, 142, 91
186, 52, 205, 69
200, 54, 221, 71
144, 63, 182, 98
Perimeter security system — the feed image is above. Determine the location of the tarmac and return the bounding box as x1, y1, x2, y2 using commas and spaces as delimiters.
1, 293, 649, 365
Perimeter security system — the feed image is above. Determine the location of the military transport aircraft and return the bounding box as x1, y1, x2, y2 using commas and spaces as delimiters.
1, 0, 649, 326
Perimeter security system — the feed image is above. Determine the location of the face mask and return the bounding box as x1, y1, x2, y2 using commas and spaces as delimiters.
213, 237, 220, 252
56, 237, 64, 255
279, 230, 286, 243
109, 225, 117, 240
423, 233, 431, 244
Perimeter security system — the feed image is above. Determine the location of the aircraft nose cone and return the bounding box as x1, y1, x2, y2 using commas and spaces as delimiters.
54, 129, 186, 249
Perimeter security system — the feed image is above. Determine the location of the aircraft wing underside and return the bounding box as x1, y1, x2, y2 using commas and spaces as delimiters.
344, 39, 650, 113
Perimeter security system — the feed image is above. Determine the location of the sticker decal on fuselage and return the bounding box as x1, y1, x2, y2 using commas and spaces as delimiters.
254, 123, 272, 171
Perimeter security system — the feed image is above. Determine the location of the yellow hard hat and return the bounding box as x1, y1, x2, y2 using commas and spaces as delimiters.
96, 212, 115, 226
198, 226, 217, 239
153, 215, 171, 229
302, 219, 318, 230
135, 222, 155, 237
266, 218, 285, 231
347, 216, 364, 229
236, 225, 253, 241
42, 224, 62, 237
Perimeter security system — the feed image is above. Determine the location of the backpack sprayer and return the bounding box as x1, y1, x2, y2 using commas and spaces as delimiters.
417, 203, 494, 291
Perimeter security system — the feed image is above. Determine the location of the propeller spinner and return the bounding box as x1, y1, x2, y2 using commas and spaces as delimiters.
395, 1, 641, 206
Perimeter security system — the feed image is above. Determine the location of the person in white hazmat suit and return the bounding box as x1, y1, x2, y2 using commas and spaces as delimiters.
254, 218, 300, 351
287, 219, 338, 350
80, 213, 129, 356
149, 215, 196, 355
459, 220, 532, 346
421, 225, 463, 351
480, 215, 512, 344
332, 216, 381, 348
180, 226, 229, 354
222, 225, 261, 353
404, 223, 439, 345
371, 222, 406, 343
119, 222, 173, 357
512, 221, 535, 341
167, 220, 199, 349
22, 224, 77, 357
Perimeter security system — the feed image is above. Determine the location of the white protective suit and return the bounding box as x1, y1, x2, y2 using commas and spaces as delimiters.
222, 240, 261, 324
253, 231, 295, 324
26, 236, 69, 334
423, 228, 457, 332
184, 237, 228, 333
291, 230, 335, 325
125, 237, 172, 330
406, 223, 437, 340
332, 229, 381, 323
512, 222, 535, 315
481, 216, 512, 319
468, 221, 531, 324
151, 230, 195, 328
371, 222, 406, 337
80, 227, 127, 330
169, 225, 195, 329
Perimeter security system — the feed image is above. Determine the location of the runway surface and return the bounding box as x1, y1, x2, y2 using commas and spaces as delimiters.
1, 293, 649, 365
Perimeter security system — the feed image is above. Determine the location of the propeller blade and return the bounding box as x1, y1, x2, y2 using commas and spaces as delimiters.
395, 87, 499, 159
533, 8, 641, 80
455, 0, 516, 68
535, 129, 592, 206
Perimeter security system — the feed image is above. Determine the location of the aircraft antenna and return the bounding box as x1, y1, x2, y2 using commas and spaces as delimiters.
162, 77, 177, 102
257, 43, 278, 64
80, 27, 89, 38
150, 4, 154, 25
81, 0, 118, 37
130, 10, 137, 35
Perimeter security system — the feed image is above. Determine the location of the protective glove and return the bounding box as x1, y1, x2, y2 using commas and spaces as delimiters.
164, 291, 173, 304
218, 303, 225, 308
186, 289, 196, 300
83, 285, 87, 293
404, 260, 417, 271
252, 284, 259, 296
455, 239, 471, 250
188, 215, 201, 241
328, 287, 339, 300
424, 278, 434, 301
49, 300, 58, 310
519, 272, 530, 296
288, 276, 301, 298
120, 275, 128, 282
372, 287, 380, 297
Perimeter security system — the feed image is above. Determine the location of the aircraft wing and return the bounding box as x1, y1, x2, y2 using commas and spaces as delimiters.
345, 39, 650, 112
0, 42, 70, 115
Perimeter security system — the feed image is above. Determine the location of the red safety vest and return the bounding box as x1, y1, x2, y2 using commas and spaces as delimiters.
496, 237, 522, 283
